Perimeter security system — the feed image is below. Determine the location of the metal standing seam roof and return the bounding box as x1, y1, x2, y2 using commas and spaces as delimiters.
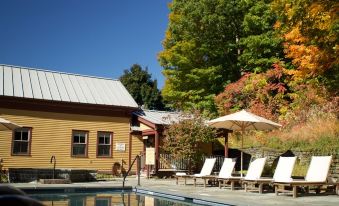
0, 64, 138, 108
133, 110, 186, 125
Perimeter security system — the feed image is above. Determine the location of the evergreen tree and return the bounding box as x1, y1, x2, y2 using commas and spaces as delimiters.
120, 64, 165, 110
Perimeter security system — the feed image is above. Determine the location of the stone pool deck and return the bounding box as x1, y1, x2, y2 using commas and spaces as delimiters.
6, 177, 339, 206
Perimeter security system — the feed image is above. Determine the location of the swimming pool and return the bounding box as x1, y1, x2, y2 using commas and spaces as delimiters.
29, 191, 204, 206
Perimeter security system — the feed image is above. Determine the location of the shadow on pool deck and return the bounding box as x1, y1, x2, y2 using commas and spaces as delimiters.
7, 177, 339, 206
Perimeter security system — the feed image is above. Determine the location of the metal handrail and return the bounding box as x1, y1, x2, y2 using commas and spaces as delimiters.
50, 156, 56, 179
122, 155, 141, 189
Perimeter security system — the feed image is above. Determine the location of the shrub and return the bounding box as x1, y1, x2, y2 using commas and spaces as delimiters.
162, 111, 217, 173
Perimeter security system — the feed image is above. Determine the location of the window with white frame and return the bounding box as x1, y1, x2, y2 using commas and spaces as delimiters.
72, 130, 88, 157
97, 132, 112, 157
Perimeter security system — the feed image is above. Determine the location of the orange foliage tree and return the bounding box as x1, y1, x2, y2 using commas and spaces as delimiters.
273, 0, 338, 80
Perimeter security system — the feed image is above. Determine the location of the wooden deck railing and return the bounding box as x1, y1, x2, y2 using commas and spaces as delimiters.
159, 154, 190, 170
202, 155, 225, 171
159, 154, 225, 172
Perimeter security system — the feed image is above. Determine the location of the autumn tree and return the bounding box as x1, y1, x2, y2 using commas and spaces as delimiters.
216, 0, 338, 122
162, 112, 216, 173
120, 64, 165, 110
215, 64, 292, 120
159, 0, 287, 116
272, 0, 338, 88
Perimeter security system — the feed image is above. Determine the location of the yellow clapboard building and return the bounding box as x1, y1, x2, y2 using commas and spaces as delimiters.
0, 64, 140, 179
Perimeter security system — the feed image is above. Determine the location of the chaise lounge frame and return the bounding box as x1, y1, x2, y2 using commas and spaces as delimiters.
201, 158, 236, 187
273, 156, 332, 198
242, 156, 297, 194
175, 158, 216, 186
217, 157, 267, 191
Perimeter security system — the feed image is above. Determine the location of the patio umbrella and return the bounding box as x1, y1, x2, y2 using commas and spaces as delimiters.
0, 117, 21, 131
208, 110, 281, 177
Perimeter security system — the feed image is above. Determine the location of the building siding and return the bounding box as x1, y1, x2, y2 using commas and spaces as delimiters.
130, 134, 144, 172
139, 122, 152, 131
0, 108, 131, 171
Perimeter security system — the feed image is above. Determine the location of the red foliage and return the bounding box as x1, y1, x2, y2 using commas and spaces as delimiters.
215, 63, 292, 121
215, 73, 251, 115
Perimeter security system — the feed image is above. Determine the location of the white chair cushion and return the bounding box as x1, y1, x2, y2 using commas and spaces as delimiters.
199, 158, 216, 176
245, 157, 266, 180
218, 158, 236, 178
175, 172, 187, 176
273, 156, 297, 182
305, 156, 332, 182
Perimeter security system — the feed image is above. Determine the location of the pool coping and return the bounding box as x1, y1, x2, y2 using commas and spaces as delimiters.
14, 184, 133, 194
134, 187, 234, 206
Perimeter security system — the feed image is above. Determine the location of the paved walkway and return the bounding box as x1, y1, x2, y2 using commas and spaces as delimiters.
5, 177, 339, 206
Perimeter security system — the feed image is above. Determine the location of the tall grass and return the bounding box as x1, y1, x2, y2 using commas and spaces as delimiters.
228, 104, 339, 153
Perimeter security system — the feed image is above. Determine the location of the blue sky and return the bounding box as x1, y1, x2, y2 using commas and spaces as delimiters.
0, 0, 170, 88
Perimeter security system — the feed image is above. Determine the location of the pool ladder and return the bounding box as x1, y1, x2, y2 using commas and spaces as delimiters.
122, 155, 141, 189
50, 155, 56, 179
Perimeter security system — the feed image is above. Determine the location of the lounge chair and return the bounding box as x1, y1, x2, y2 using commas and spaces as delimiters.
175, 158, 216, 186
201, 158, 236, 187
273, 156, 332, 198
242, 156, 297, 193
218, 157, 266, 190
327, 177, 339, 196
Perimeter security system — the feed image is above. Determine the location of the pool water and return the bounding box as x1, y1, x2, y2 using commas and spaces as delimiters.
29, 191, 200, 206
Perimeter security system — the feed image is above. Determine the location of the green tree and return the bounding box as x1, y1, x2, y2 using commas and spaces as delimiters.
239, 0, 285, 73
162, 112, 216, 173
120, 64, 165, 110
159, 0, 248, 116
159, 0, 285, 116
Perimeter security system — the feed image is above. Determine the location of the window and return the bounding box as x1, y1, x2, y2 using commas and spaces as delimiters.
72, 130, 88, 157
97, 132, 112, 157
12, 127, 31, 155
70, 197, 85, 206
95, 197, 111, 206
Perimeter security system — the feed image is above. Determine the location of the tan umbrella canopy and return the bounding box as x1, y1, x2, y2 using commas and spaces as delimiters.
0, 117, 21, 131
208, 110, 281, 176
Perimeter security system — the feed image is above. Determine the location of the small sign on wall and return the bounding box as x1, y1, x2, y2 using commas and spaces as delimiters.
115, 143, 126, 151
145, 196, 154, 206
145, 147, 155, 165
